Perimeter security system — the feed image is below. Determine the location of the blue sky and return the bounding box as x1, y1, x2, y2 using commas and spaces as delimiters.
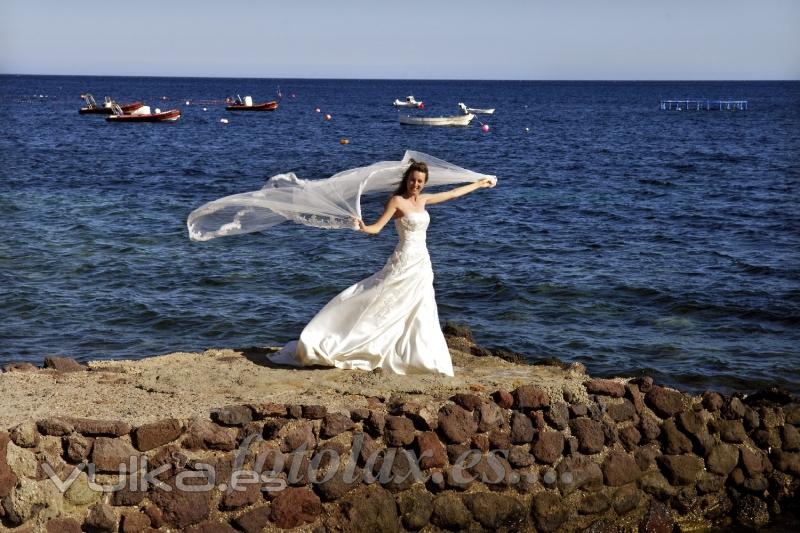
1, 0, 798, 79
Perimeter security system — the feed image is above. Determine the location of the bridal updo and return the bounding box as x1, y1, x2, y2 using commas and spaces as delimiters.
393, 160, 430, 196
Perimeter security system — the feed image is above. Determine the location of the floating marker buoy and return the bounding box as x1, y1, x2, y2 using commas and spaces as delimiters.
419, 102, 425, 109
162, 96, 167, 100
203, 107, 207, 111
525, 127, 530, 132
324, 114, 332, 121
220, 118, 229, 124
315, 107, 321, 113
185, 100, 190, 105
481, 124, 490, 133
340, 138, 349, 145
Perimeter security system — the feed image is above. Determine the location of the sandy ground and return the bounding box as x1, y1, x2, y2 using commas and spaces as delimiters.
1, 344, 593, 430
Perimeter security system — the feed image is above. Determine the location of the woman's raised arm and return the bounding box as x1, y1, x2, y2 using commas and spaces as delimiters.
356, 196, 399, 235
424, 177, 497, 205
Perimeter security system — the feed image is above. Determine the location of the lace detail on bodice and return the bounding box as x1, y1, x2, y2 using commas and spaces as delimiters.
395, 210, 429, 247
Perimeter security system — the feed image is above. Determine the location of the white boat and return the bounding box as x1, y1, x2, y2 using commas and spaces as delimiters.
458, 102, 495, 115
393, 95, 424, 108
399, 113, 474, 127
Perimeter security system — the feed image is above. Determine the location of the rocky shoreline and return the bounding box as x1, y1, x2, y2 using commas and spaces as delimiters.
1, 325, 798, 532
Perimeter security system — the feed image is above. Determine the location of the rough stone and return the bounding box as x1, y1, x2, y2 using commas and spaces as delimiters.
509, 445, 535, 467
661, 418, 693, 455
607, 399, 636, 422
221, 481, 264, 510
492, 389, 514, 409
722, 397, 746, 420
753, 428, 782, 450
740, 446, 768, 476
250, 402, 287, 418
585, 378, 626, 398
384, 416, 415, 447
557, 454, 604, 494
638, 499, 675, 533
0, 432, 18, 498
696, 471, 726, 494
432, 492, 472, 530
735, 494, 771, 529
578, 491, 611, 515
316, 465, 361, 501
416, 431, 447, 470
132, 419, 183, 451
280, 422, 316, 452
602, 451, 641, 486
212, 405, 253, 426
476, 401, 507, 433
183, 418, 237, 451
619, 425, 641, 451
396, 487, 434, 530
570, 418, 605, 454
269, 486, 321, 528
91, 437, 140, 473
612, 484, 641, 515
2, 476, 63, 525
706, 443, 739, 475
532, 430, 564, 464
510, 411, 534, 444
717, 419, 746, 444
513, 384, 550, 410
532, 491, 569, 532
37, 417, 74, 436
463, 491, 526, 529
70, 417, 131, 437
645, 386, 686, 418
9, 423, 39, 448
85, 502, 118, 532
438, 404, 478, 444
782, 424, 800, 451
43, 355, 87, 372
336, 485, 399, 533
2, 362, 38, 372
546, 403, 570, 430
451, 393, 482, 411
771, 450, 800, 475
570, 404, 589, 418
365, 410, 386, 437
45, 517, 83, 533
639, 470, 677, 499
302, 404, 328, 419
700, 391, 723, 411
658, 454, 704, 486
639, 414, 662, 443
149, 474, 213, 529
233, 505, 271, 533
322, 412, 356, 439
64, 471, 101, 506
64, 433, 93, 463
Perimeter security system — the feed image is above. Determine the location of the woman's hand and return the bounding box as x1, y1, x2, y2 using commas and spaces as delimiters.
479, 177, 497, 188
355, 218, 367, 232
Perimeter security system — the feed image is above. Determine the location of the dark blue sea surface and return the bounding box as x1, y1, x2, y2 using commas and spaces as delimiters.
1, 75, 799, 394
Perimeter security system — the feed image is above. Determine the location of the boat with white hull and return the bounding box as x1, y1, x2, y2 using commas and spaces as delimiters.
398, 113, 474, 126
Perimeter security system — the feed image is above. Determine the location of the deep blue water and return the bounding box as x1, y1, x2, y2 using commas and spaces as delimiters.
1, 75, 799, 394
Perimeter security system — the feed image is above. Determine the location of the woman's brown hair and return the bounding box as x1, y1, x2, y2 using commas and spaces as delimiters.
393, 160, 429, 196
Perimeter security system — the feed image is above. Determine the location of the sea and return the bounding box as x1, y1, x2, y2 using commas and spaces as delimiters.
1, 75, 798, 395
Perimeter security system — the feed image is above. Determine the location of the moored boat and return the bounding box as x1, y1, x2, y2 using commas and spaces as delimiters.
393, 95, 424, 108
458, 102, 495, 115
106, 104, 180, 122
225, 95, 278, 111
79, 94, 144, 115
399, 113, 474, 127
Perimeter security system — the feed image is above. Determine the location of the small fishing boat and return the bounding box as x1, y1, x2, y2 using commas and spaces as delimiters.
458, 103, 495, 115
393, 95, 424, 108
79, 94, 144, 115
399, 113, 474, 127
225, 95, 279, 111
106, 104, 180, 122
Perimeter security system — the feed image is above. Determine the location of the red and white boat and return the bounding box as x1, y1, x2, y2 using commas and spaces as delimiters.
225, 95, 278, 111
106, 104, 181, 122
79, 94, 144, 115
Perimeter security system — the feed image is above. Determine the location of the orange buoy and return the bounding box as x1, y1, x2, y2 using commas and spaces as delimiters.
340, 138, 349, 145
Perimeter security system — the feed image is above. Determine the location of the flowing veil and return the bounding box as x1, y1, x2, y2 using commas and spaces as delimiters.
187, 151, 496, 241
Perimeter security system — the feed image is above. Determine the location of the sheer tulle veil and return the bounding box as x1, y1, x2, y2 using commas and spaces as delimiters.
186, 151, 496, 241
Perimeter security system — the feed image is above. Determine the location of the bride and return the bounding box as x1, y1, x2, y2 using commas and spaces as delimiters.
270, 160, 496, 376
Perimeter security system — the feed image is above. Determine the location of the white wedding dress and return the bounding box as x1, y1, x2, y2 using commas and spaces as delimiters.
270, 210, 454, 376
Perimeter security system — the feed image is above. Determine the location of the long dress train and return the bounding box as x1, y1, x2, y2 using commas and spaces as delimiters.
270, 210, 453, 376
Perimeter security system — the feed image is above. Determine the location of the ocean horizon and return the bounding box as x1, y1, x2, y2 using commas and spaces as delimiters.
2, 75, 798, 395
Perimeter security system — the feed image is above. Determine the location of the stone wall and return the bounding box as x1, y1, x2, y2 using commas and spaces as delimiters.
2, 378, 799, 532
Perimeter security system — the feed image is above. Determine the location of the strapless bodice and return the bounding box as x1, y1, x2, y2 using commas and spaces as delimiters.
395, 210, 429, 246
